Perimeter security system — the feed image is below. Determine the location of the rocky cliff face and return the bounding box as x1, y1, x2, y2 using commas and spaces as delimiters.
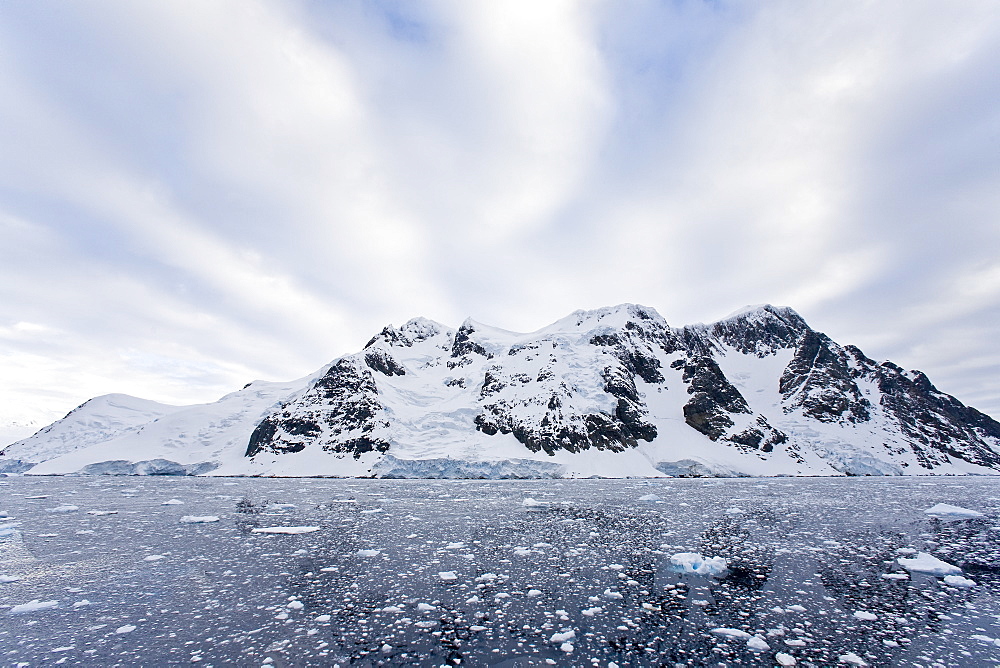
6, 304, 1000, 477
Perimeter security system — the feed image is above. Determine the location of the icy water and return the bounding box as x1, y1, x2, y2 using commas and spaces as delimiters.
1, 477, 999, 667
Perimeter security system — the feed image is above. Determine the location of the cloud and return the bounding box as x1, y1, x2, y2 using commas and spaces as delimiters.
1, 0, 999, 428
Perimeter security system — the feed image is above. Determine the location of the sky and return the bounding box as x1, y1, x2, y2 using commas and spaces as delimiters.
2, 0, 1000, 440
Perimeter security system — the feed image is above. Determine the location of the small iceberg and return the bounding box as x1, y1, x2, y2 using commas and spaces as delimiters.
669, 552, 728, 577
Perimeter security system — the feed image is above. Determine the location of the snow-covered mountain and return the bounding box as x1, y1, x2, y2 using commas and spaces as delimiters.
3, 304, 999, 478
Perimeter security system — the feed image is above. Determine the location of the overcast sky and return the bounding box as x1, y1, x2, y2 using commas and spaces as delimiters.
2, 0, 999, 438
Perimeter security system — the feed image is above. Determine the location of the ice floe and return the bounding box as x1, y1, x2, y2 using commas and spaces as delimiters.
897, 552, 962, 576
9, 600, 58, 614
923, 503, 983, 518
251, 526, 320, 535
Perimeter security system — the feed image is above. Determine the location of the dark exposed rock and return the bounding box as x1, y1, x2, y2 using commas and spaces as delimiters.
674, 356, 751, 440
246, 357, 389, 459
779, 330, 871, 424
364, 349, 406, 377
474, 352, 657, 456
710, 305, 809, 356
875, 363, 1000, 469
452, 321, 490, 358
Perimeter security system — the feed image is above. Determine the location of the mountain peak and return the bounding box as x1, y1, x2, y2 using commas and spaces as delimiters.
6, 302, 1000, 479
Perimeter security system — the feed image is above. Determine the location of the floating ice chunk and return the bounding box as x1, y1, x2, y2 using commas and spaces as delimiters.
438, 571, 458, 581
417, 603, 436, 612
943, 574, 977, 588
711, 628, 751, 639
638, 494, 660, 502
161, 499, 185, 506
73, 600, 91, 608
1, 575, 20, 583
880, 573, 908, 580
522, 498, 546, 508
116, 625, 136, 634
470, 625, 487, 632
314, 614, 331, 622
747, 635, 770, 651
897, 552, 962, 576
853, 611, 877, 621
838, 652, 868, 666
0, 528, 16, 539
513, 547, 532, 556
924, 503, 983, 519
143, 555, 165, 562
445, 542, 465, 549
725, 507, 745, 514
550, 629, 575, 643
560, 642, 573, 653
785, 605, 806, 613
356, 549, 381, 557
179, 516, 219, 524
527, 589, 543, 597
581, 607, 602, 616
86, 510, 118, 516
268, 503, 297, 510
669, 552, 728, 577
603, 588, 623, 599
286, 600, 304, 610
252, 526, 320, 535
10, 600, 58, 614
775, 652, 796, 665
46, 505, 78, 513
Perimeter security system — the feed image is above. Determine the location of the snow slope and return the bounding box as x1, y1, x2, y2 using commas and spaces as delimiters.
4, 304, 1000, 477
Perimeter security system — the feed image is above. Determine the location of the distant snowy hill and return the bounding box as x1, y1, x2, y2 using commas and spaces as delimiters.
3, 304, 1000, 478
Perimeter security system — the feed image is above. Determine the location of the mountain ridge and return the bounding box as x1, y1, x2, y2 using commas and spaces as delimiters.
3, 303, 999, 478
